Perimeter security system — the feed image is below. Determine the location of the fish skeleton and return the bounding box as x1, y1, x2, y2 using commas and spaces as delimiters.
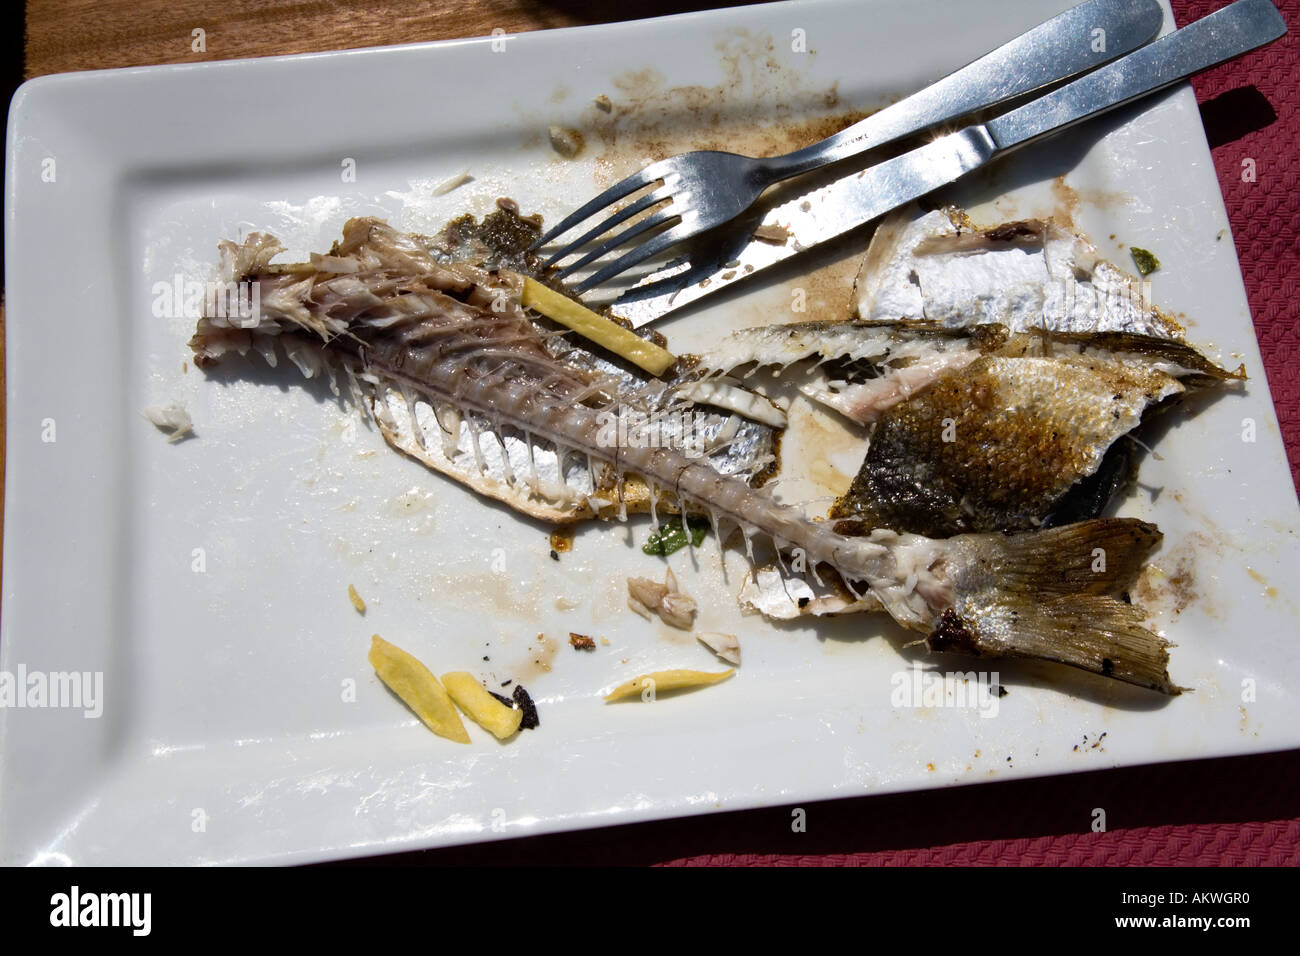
190, 213, 1193, 695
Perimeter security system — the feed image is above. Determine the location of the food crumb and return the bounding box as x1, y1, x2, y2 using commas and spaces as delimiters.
593, 94, 612, 112
627, 567, 697, 629
142, 400, 194, 443
599, 637, 610, 646
752, 223, 790, 244
697, 632, 741, 665
432, 168, 472, 196
548, 125, 584, 158
1130, 246, 1160, 275
642, 518, 709, 557
347, 584, 366, 614
512, 684, 539, 729
569, 632, 597, 651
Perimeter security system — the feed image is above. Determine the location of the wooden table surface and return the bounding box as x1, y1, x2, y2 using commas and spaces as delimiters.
24, 0, 759, 77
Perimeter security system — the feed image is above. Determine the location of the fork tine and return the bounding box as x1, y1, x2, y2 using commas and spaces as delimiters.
540, 186, 673, 269
532, 162, 668, 249
571, 222, 693, 293
552, 208, 681, 282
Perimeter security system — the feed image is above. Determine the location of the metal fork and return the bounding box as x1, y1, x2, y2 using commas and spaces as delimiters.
534, 0, 1165, 294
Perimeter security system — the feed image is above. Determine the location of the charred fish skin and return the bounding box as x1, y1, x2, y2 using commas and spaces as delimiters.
693, 317, 1239, 538
191, 217, 1179, 694
831, 350, 1189, 537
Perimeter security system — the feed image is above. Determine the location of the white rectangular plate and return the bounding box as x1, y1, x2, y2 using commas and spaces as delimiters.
5, 0, 1298, 865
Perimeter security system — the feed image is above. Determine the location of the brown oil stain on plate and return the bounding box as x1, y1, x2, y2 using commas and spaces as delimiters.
1050, 176, 1081, 229
435, 568, 546, 622
577, 31, 875, 189
512, 633, 559, 683
1133, 531, 1220, 622
771, 390, 865, 505
1245, 566, 1278, 599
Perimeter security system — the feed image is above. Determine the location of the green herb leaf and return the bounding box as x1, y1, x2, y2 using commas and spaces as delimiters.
1130, 247, 1160, 276
643, 517, 710, 557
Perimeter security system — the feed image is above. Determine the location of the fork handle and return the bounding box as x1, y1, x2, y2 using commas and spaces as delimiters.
986, 0, 1286, 150
761, 0, 1165, 181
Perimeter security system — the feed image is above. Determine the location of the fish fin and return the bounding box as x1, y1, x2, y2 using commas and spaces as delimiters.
930, 518, 1177, 693
959, 517, 1160, 597
927, 596, 1180, 695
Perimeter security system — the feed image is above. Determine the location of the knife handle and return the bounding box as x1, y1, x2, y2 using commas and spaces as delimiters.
777, 0, 1166, 176
985, 0, 1286, 151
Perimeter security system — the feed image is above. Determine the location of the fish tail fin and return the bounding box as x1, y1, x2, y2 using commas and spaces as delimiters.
969, 517, 1160, 596
930, 519, 1181, 694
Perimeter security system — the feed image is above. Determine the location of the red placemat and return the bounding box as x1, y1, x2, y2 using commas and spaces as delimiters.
1180, 0, 1300, 483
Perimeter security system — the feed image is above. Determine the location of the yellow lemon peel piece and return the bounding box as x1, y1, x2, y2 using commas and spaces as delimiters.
368, 635, 470, 743
521, 277, 675, 377
348, 584, 366, 613
441, 672, 524, 740
604, 668, 735, 702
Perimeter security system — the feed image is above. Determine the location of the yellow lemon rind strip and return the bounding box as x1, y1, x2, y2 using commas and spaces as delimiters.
368, 635, 470, 743
521, 277, 675, 377
604, 668, 735, 702
441, 671, 524, 740
348, 584, 366, 613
